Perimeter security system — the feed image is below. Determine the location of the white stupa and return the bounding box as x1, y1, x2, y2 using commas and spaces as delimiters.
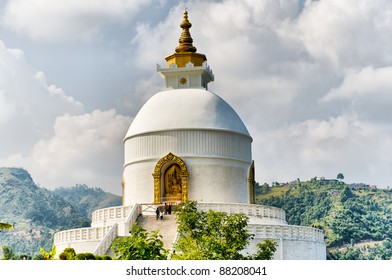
54, 11, 326, 259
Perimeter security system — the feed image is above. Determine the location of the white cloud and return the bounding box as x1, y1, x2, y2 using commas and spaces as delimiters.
254, 115, 392, 187
31, 110, 132, 191
34, 71, 84, 108
4, 110, 132, 193
122, 73, 163, 115
0, 90, 15, 124
323, 66, 392, 101
2, 0, 152, 41
0, 39, 135, 193
0, 41, 83, 113
0, 40, 125, 193
322, 66, 392, 123
0, 40, 84, 156
297, 0, 392, 68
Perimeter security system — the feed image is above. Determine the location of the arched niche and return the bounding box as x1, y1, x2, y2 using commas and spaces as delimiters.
152, 152, 189, 204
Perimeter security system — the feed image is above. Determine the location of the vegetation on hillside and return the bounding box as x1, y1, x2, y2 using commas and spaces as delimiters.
0, 167, 121, 258
53, 184, 121, 217
256, 178, 392, 260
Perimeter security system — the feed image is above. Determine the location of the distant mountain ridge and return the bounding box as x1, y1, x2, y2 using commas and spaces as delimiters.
53, 184, 122, 218
0, 167, 121, 258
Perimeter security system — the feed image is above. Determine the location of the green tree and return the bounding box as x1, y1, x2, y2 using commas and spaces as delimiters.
59, 248, 76, 260
172, 201, 276, 260
340, 186, 354, 203
74, 253, 96, 260
2, 246, 17, 260
40, 246, 56, 260
111, 223, 168, 260
252, 240, 277, 260
337, 173, 344, 180
58, 247, 111, 260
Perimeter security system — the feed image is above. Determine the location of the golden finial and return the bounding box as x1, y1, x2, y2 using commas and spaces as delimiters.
165, 10, 206, 67
175, 10, 197, 53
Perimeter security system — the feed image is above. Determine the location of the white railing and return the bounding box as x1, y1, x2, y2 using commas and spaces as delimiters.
54, 205, 141, 247
247, 224, 325, 243
54, 225, 113, 244
123, 204, 142, 234
197, 203, 286, 222
92, 205, 132, 223
93, 223, 118, 256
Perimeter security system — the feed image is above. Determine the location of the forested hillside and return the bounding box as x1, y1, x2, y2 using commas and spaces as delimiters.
0, 167, 121, 258
53, 184, 121, 217
256, 178, 392, 260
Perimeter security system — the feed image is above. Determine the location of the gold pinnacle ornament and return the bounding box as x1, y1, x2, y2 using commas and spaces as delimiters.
165, 10, 207, 67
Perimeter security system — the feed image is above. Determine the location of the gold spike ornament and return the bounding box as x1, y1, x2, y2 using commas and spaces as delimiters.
165, 10, 207, 67
175, 10, 197, 53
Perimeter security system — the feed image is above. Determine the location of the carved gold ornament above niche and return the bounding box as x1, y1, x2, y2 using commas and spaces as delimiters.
179, 77, 187, 85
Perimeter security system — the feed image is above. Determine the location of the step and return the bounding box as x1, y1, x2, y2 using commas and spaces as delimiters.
137, 213, 178, 249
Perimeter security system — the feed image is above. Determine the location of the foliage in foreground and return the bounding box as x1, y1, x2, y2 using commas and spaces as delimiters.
40, 246, 56, 260
58, 248, 112, 260
111, 222, 168, 260
171, 201, 276, 260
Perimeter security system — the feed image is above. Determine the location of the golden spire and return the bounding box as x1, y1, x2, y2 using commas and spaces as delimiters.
175, 10, 197, 53
165, 10, 207, 67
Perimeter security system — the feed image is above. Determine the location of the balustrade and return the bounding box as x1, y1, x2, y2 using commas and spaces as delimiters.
247, 224, 324, 243
197, 203, 286, 223
54, 204, 142, 245
91, 205, 132, 223
124, 204, 142, 232
93, 224, 118, 256
54, 225, 113, 244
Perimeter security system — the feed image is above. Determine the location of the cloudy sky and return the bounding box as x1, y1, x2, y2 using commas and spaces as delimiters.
1, 0, 392, 195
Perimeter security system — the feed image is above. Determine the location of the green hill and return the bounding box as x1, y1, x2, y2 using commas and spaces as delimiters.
0, 167, 121, 258
52, 184, 122, 218
256, 178, 392, 260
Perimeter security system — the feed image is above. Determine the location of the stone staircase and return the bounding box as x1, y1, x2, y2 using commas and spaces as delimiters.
137, 213, 178, 249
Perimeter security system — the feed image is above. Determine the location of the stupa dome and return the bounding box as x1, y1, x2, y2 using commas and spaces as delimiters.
125, 88, 251, 140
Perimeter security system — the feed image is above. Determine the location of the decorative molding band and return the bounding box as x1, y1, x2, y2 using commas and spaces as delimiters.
123, 128, 253, 142
125, 129, 252, 165
123, 155, 251, 169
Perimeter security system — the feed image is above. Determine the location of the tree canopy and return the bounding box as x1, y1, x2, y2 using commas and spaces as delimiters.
111, 222, 168, 260
171, 201, 276, 260
337, 173, 344, 180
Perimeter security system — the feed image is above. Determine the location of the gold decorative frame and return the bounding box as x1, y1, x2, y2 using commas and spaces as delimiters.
152, 152, 189, 204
